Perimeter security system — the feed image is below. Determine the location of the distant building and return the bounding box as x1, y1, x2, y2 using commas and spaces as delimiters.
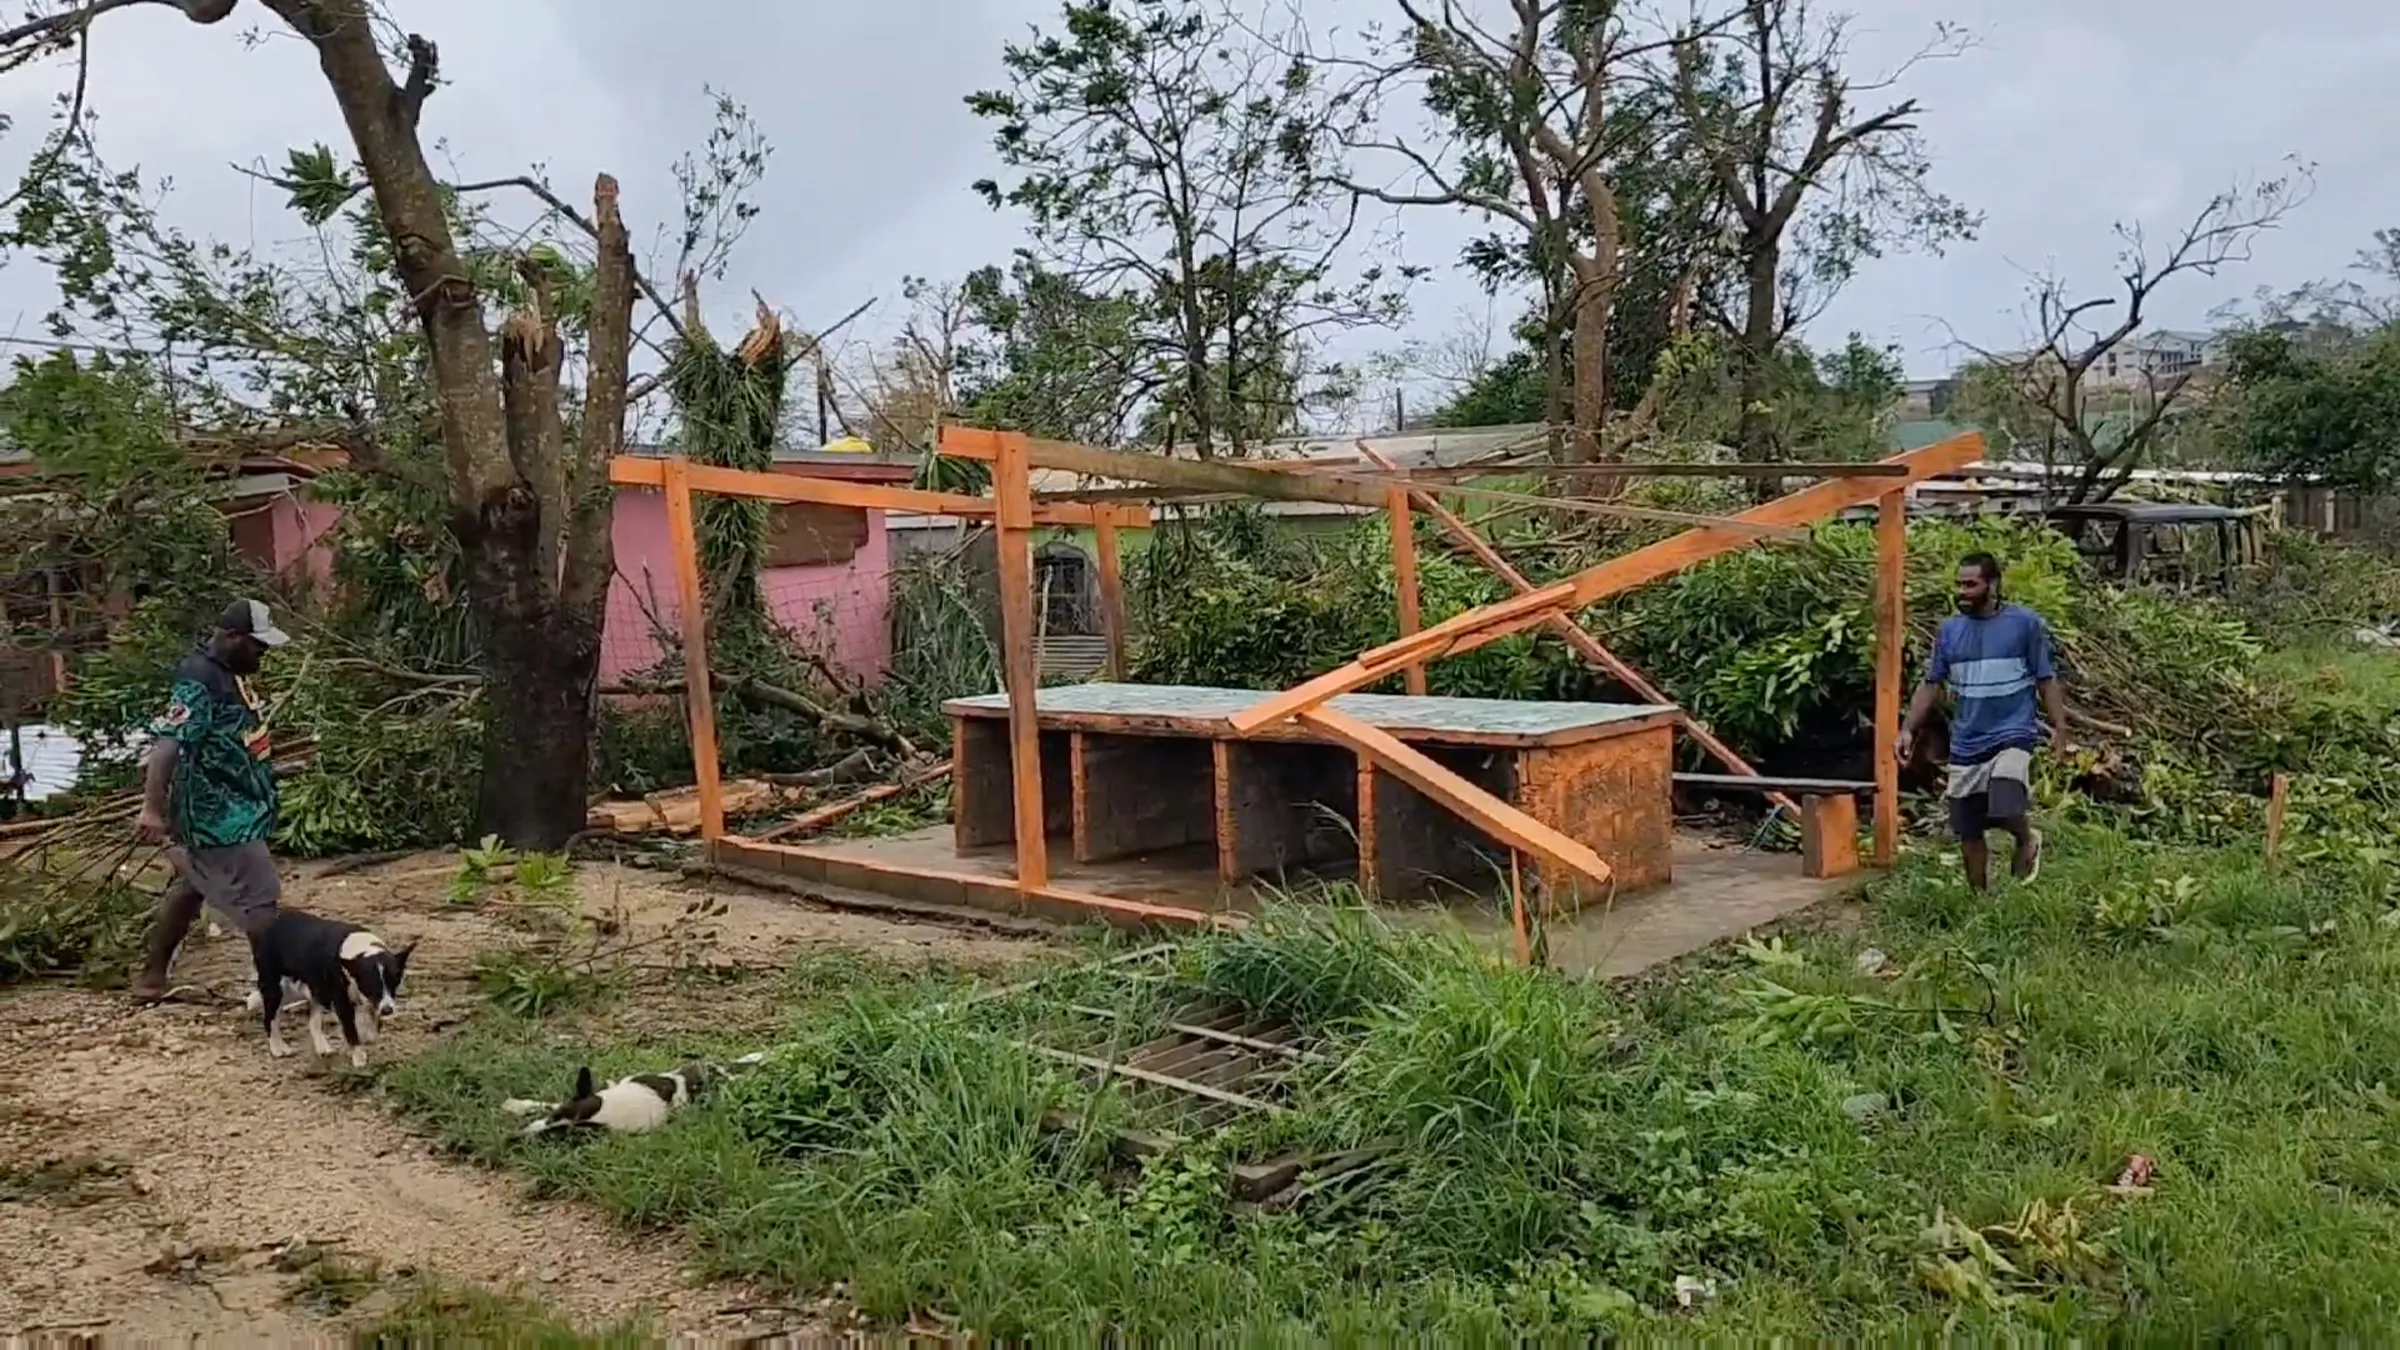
2090, 329, 2223, 392
1897, 378, 1957, 419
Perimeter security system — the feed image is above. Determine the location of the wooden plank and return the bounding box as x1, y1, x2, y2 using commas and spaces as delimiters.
1354, 756, 1382, 898
1040, 1108, 1183, 1160
935, 429, 1801, 538
1801, 793, 1862, 879
1388, 486, 1427, 697
660, 458, 725, 842
1228, 434, 1986, 736
1070, 731, 1093, 864
1296, 706, 1612, 890
1211, 740, 1240, 884
1676, 772, 1875, 794
992, 429, 1049, 891
1063, 1003, 1326, 1063
1873, 488, 1906, 865
1094, 517, 1128, 681
1013, 1040, 1288, 1115
1345, 460, 1912, 480
717, 835, 1224, 930
609, 454, 1112, 527
1352, 438, 1792, 814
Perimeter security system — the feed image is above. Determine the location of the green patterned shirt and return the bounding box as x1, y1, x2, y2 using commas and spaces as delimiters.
152, 646, 278, 849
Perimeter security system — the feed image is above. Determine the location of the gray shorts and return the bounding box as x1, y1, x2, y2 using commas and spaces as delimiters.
168, 840, 281, 936
1946, 746, 2033, 839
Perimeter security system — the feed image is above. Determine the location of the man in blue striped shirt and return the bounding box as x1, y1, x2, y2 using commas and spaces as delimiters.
1897, 552, 2068, 891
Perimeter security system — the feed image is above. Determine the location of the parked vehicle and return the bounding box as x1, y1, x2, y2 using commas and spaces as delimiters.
2042, 502, 2262, 594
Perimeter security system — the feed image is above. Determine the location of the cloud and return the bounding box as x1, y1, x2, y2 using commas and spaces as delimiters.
0, 0, 2389, 385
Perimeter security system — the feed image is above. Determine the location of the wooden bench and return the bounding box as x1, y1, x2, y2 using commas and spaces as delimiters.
1673, 772, 1878, 880
945, 683, 1680, 899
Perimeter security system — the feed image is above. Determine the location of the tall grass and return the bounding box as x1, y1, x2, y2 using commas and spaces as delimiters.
388, 838, 2400, 1336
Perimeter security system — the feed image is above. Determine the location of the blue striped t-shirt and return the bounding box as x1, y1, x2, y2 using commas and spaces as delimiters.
1926, 604, 2055, 764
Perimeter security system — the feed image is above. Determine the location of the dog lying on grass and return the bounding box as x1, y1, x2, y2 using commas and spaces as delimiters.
501, 1052, 767, 1136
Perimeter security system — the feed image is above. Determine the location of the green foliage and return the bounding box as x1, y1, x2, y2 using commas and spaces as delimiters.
668, 319, 794, 621
0, 354, 237, 696
966, 0, 1411, 452
2231, 529, 2400, 643
2221, 323, 2400, 490
0, 869, 150, 987
471, 946, 612, 1020
954, 256, 1146, 447
355, 1280, 651, 1349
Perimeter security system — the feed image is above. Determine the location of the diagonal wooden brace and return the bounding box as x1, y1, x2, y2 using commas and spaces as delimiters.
1229, 434, 1984, 736
1298, 706, 1613, 891
1350, 439, 1794, 816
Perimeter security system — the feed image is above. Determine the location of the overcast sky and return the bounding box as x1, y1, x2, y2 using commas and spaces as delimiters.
0, 0, 2391, 408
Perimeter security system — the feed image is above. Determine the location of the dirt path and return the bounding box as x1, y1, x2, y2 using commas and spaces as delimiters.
0, 853, 1051, 1341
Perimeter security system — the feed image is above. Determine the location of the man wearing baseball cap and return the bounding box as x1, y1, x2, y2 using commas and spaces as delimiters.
129, 598, 291, 1001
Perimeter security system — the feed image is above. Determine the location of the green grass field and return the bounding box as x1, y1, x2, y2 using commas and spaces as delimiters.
383, 830, 2400, 1338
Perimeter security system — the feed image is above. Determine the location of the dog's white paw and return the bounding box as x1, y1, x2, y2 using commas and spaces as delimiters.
267, 1035, 294, 1059
348, 1046, 369, 1070
244, 989, 262, 1013
499, 1098, 552, 1117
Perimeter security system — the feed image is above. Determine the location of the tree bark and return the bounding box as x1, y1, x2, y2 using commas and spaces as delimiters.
268, 0, 635, 851
1737, 233, 1782, 500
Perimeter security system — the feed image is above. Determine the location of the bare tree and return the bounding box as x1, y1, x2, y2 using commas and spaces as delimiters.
4, 0, 639, 849
1329, 0, 1734, 460
1667, 0, 1974, 466
1958, 169, 2311, 504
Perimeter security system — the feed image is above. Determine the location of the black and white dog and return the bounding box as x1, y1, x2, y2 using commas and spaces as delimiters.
502, 1052, 767, 1136
244, 910, 415, 1069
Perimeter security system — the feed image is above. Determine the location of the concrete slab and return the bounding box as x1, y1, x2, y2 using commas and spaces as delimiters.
780, 826, 1864, 978
1391, 836, 1866, 978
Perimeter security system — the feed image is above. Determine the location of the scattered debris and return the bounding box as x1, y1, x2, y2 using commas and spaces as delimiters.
2109, 1153, 2157, 1197
1672, 1274, 1717, 1309
1855, 947, 1891, 977
754, 762, 951, 844
1840, 1091, 1890, 1125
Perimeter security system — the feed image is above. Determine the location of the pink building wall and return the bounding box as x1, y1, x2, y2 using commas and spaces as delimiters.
601, 491, 892, 684
267, 495, 342, 588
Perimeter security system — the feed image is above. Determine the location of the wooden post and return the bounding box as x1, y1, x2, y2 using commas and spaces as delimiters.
1801, 794, 1862, 879
661, 458, 726, 843
1509, 849, 1531, 967
1094, 513, 1128, 681
1872, 488, 1906, 865
1349, 439, 1794, 812
994, 431, 1050, 891
2266, 772, 2290, 869
1388, 486, 1427, 696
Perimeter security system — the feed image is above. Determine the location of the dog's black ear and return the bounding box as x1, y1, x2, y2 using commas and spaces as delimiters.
571, 1066, 595, 1100
391, 940, 416, 968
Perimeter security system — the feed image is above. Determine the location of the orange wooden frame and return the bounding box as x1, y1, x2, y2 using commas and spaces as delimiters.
614, 427, 1979, 940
